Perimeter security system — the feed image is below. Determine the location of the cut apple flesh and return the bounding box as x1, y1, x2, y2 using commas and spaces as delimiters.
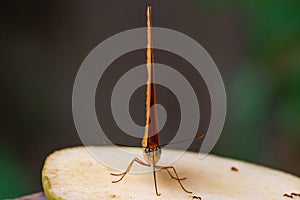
42, 146, 300, 200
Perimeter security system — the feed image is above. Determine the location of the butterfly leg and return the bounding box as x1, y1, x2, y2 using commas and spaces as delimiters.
156, 165, 192, 194
111, 157, 150, 183
162, 167, 187, 181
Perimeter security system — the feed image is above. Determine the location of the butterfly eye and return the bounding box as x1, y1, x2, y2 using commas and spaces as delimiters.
145, 147, 151, 155
155, 146, 161, 154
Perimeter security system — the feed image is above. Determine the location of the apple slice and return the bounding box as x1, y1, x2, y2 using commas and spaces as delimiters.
42, 146, 300, 200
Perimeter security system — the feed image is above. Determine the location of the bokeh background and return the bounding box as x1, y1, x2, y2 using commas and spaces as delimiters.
1, 0, 300, 198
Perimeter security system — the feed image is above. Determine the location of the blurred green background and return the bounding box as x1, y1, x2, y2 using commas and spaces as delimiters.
1, 0, 300, 198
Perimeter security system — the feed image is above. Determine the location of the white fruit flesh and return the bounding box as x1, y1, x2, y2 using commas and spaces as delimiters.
42, 146, 300, 200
